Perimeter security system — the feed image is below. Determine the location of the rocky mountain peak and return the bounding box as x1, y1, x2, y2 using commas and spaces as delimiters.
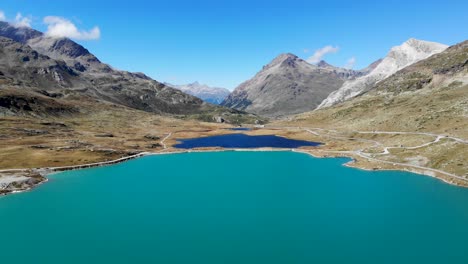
0, 21, 103, 72
389, 38, 448, 61
0, 21, 43, 44
275, 53, 299, 61
26, 36, 97, 61
49, 38, 92, 58
403, 38, 443, 51
266, 53, 302, 69
317, 60, 334, 68
315, 60, 369, 80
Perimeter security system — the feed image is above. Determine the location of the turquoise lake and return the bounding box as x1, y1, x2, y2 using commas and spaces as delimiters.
1, 151, 468, 263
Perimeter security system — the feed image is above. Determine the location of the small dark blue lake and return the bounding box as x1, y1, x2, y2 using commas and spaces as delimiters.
174, 133, 321, 149
226, 127, 252, 131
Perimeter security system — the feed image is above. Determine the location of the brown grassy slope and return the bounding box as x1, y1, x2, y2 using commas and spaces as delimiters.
0, 88, 236, 169
284, 81, 467, 138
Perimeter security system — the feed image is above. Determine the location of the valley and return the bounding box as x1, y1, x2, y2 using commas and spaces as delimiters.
0, 20, 466, 195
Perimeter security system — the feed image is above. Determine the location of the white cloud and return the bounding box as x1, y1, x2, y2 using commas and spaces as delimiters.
303, 48, 310, 54
307, 45, 339, 64
0, 10, 6, 21
344, 57, 356, 69
44, 16, 100, 40
14, 13, 32, 27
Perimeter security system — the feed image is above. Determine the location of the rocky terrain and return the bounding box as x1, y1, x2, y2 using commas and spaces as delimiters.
318, 38, 448, 108
167, 81, 230, 104
0, 170, 45, 196
222, 53, 368, 118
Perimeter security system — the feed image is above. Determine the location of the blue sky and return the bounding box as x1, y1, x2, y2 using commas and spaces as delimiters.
1, 0, 467, 90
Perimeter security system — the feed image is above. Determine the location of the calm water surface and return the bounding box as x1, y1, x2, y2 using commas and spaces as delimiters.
1, 151, 468, 263
174, 133, 321, 148
227, 127, 252, 131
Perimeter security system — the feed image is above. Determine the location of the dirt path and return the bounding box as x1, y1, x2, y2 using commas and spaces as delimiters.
375, 135, 444, 155
160, 132, 172, 149
356, 131, 468, 144
300, 127, 467, 183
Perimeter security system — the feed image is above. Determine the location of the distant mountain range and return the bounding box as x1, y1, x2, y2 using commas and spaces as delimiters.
166, 82, 230, 105
221, 53, 376, 117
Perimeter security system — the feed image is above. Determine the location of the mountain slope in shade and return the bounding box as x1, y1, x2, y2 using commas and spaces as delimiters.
318, 38, 448, 109
221, 53, 366, 118
167, 82, 230, 104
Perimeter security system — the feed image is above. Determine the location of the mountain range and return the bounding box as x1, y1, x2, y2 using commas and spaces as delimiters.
0, 21, 260, 123
2, 20, 456, 123
222, 38, 450, 118
221, 53, 374, 117
166, 82, 230, 105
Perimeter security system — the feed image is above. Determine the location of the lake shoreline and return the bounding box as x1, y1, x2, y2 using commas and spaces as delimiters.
1, 145, 467, 197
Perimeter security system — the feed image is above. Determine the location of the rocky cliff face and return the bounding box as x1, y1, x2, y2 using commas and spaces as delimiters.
317, 39, 448, 109
222, 53, 365, 118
